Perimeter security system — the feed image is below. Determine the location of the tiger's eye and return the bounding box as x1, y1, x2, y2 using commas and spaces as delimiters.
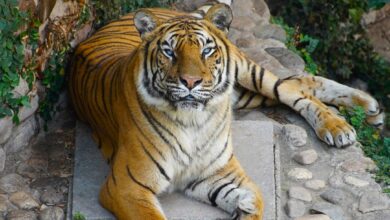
164, 48, 174, 57
202, 47, 212, 56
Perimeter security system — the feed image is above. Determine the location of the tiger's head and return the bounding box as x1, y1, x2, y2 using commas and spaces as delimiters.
134, 4, 234, 111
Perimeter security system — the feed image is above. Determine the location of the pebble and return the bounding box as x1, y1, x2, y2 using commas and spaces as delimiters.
9, 191, 39, 210
320, 188, 352, 206
311, 202, 348, 220
6, 210, 37, 220
358, 190, 389, 213
40, 187, 63, 205
288, 168, 313, 180
285, 199, 306, 218
39, 206, 64, 220
304, 180, 326, 191
344, 176, 369, 188
293, 149, 318, 165
0, 174, 27, 193
340, 158, 376, 172
288, 186, 312, 202
282, 124, 307, 147
294, 214, 331, 220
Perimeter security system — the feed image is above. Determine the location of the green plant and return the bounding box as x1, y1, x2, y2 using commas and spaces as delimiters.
341, 106, 390, 190
39, 46, 69, 124
271, 17, 319, 75
91, 0, 175, 29
269, 0, 390, 112
73, 212, 86, 220
0, 0, 38, 123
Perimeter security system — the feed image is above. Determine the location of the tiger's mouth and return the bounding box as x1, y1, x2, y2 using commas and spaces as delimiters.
172, 95, 207, 110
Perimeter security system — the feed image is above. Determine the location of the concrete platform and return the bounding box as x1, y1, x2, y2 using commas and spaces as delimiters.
71, 120, 278, 220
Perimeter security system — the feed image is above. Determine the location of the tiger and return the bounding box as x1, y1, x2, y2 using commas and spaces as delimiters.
68, 1, 384, 219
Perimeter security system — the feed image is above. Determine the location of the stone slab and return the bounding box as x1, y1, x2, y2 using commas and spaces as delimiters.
71, 120, 277, 220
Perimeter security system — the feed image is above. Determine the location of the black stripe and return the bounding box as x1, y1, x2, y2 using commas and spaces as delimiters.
273, 79, 282, 101
251, 65, 258, 92
259, 67, 265, 89
293, 97, 305, 107
143, 109, 191, 161
128, 110, 167, 161
223, 186, 237, 199
234, 62, 239, 82
111, 168, 117, 185
140, 140, 171, 181
209, 181, 232, 207
126, 165, 156, 194
239, 93, 256, 109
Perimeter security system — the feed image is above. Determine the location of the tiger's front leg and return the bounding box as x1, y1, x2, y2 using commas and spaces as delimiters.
233, 53, 358, 147
184, 156, 264, 220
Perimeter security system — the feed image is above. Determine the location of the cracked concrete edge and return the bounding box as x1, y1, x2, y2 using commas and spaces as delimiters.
274, 138, 282, 220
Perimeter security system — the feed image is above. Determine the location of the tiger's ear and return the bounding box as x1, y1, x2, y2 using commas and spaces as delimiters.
204, 4, 233, 32
134, 9, 159, 38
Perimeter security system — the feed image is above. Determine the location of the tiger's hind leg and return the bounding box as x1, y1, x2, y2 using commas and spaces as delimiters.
99, 154, 168, 220
184, 156, 263, 219
92, 131, 115, 164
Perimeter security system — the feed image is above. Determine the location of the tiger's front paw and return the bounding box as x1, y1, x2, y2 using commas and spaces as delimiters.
316, 113, 356, 148
232, 189, 262, 220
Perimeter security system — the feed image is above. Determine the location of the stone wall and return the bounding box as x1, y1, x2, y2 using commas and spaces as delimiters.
0, 0, 91, 174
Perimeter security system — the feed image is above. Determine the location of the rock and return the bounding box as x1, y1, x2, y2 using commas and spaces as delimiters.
18, 95, 39, 122
40, 187, 63, 205
4, 117, 39, 153
254, 24, 286, 42
0, 148, 5, 172
288, 168, 313, 181
6, 210, 37, 220
311, 202, 348, 220
358, 190, 389, 213
282, 124, 307, 147
231, 0, 254, 16
0, 174, 27, 193
304, 180, 326, 191
320, 188, 352, 206
0, 194, 8, 212
265, 47, 305, 72
174, 0, 208, 11
0, 117, 13, 145
288, 186, 312, 202
253, 0, 271, 21
231, 16, 256, 32
285, 199, 306, 218
12, 78, 29, 99
295, 214, 331, 220
39, 206, 64, 220
9, 191, 40, 210
358, 210, 390, 220
293, 149, 318, 165
344, 176, 369, 188
236, 38, 256, 48
16, 163, 40, 179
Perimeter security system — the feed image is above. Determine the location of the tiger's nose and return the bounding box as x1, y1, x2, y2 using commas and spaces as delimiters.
179, 75, 203, 90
